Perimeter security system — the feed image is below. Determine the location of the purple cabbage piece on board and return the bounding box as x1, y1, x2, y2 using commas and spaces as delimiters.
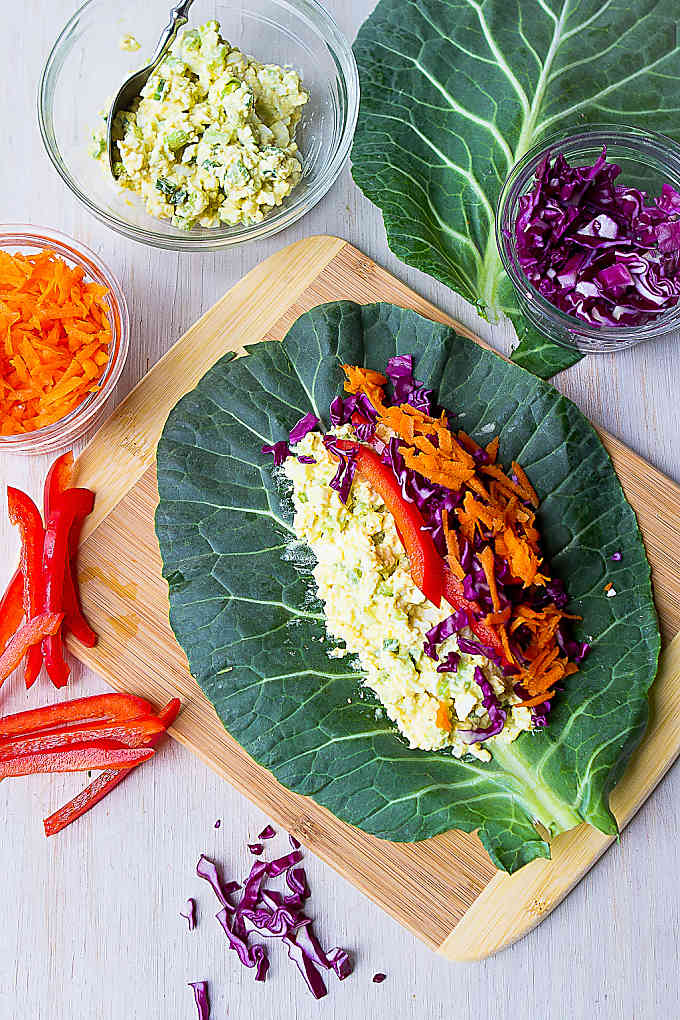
258, 824, 276, 839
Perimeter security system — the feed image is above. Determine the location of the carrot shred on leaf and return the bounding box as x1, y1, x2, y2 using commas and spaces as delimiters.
0, 250, 111, 435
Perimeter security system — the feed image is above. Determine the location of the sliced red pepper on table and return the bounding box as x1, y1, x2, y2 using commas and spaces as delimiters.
43, 451, 75, 522
442, 568, 512, 668
0, 612, 63, 686
42, 452, 97, 648
334, 440, 443, 607
0, 717, 167, 760
0, 745, 154, 779
42, 487, 95, 688
0, 692, 156, 739
0, 569, 24, 658
44, 697, 181, 837
7, 487, 45, 688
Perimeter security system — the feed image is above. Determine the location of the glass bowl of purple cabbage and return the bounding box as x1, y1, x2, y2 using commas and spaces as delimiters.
496, 125, 680, 353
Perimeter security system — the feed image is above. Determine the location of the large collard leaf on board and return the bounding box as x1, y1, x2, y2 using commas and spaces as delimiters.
351, 0, 680, 377
155, 302, 660, 872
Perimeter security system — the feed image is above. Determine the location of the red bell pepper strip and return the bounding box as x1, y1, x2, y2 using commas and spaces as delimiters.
42, 487, 95, 688
0, 568, 24, 657
43, 451, 74, 521
0, 717, 166, 758
0, 692, 156, 739
0, 612, 63, 686
334, 440, 443, 607
442, 568, 511, 667
43, 452, 97, 648
62, 511, 97, 648
7, 487, 45, 688
43, 697, 181, 837
0, 744, 154, 779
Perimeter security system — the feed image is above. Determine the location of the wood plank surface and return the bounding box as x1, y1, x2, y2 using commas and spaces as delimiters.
68, 237, 680, 958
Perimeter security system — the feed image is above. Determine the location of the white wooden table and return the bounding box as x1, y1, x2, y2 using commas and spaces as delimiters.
2, 3, 679, 1017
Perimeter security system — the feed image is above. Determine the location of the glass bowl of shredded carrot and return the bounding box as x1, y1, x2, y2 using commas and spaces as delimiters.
0, 225, 129, 454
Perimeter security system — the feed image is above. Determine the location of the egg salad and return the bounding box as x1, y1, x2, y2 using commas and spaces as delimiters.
93, 20, 308, 229
283, 430, 533, 761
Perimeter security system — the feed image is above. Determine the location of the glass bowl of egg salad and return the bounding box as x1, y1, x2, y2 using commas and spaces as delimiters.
39, 0, 358, 250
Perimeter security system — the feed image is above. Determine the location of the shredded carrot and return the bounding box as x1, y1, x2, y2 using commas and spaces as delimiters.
479, 546, 501, 613
604, 581, 613, 592
485, 436, 499, 463
436, 701, 452, 732
0, 250, 112, 435
516, 690, 556, 709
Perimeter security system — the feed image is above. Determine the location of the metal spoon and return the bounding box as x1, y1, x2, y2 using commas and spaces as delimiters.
106, 0, 196, 173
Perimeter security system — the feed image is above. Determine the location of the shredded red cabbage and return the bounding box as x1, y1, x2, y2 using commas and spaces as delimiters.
289, 834, 301, 849
268, 849, 304, 877
248, 843, 264, 856
214, 819, 221, 828
216, 907, 270, 980
180, 897, 197, 930
259, 824, 276, 839
460, 667, 507, 743
436, 651, 460, 674
289, 412, 319, 444
188, 981, 210, 1020
611, 551, 622, 562
261, 439, 290, 465
330, 391, 378, 427
322, 435, 358, 504
515, 148, 680, 327
197, 855, 241, 908
297, 455, 316, 464
385, 354, 435, 414
196, 840, 352, 998
373, 973, 387, 984
457, 635, 516, 676
327, 947, 353, 980
424, 609, 471, 659
283, 935, 328, 999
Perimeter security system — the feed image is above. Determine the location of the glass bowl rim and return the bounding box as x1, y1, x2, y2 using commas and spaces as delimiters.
37, 0, 360, 251
0, 223, 130, 452
496, 123, 680, 345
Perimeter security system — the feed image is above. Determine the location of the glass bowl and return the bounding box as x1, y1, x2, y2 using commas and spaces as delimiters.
38, 0, 359, 250
496, 125, 680, 354
0, 225, 129, 456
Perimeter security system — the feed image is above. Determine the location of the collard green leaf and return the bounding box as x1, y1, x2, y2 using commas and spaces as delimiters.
351, 0, 680, 377
155, 302, 660, 873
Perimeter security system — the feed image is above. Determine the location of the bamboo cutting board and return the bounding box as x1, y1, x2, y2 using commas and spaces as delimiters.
69, 236, 680, 960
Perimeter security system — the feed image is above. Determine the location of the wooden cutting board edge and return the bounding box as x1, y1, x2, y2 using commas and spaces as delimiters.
70, 235, 680, 960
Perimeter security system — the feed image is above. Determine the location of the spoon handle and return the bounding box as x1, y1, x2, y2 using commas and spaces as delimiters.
148, 0, 197, 69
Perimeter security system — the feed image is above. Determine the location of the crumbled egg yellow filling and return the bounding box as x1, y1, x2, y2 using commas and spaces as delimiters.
93, 20, 308, 229
284, 431, 532, 761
